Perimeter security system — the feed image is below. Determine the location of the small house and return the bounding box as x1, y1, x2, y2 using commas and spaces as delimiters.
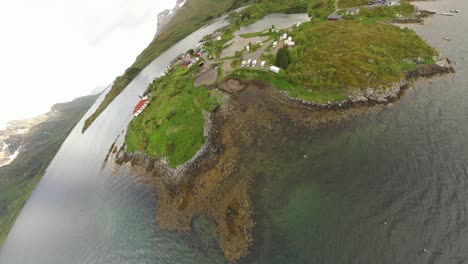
133, 97, 149, 117
327, 14, 343, 21
345, 8, 360, 15
269, 66, 281, 74
286, 41, 295, 47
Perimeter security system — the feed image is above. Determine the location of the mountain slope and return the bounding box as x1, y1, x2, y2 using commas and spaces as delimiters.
0, 94, 98, 245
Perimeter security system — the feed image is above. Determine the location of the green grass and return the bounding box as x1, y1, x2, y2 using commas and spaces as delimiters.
230, 17, 437, 104
338, 0, 368, 9
353, 2, 416, 23
239, 31, 274, 39
233, 0, 309, 26
284, 20, 437, 91
0, 95, 98, 245
204, 32, 234, 59
230, 69, 347, 103
307, 0, 335, 20
126, 67, 220, 168
82, 0, 246, 132
231, 0, 334, 26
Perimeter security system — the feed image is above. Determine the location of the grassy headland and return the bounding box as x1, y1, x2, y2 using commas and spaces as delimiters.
0, 95, 98, 245
228, 2, 436, 104
285, 20, 436, 92
351, 2, 417, 23
114, 0, 447, 262
125, 67, 220, 168
123, 0, 438, 163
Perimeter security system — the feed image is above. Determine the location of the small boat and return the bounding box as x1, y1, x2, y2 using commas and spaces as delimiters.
441, 12, 455, 16
443, 37, 452, 41
450, 9, 460, 13
425, 10, 437, 14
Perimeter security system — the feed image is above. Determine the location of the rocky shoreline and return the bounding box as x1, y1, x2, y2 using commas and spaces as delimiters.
278, 59, 454, 111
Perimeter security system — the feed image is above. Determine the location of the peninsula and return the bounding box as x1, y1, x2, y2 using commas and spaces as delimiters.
106, 0, 454, 261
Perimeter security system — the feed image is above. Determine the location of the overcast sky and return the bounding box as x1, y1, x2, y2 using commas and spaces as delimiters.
0, 0, 176, 129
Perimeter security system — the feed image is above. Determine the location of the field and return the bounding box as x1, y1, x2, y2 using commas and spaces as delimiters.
0, 95, 98, 245
284, 20, 437, 91
350, 2, 417, 23
338, 0, 368, 9
126, 67, 220, 167
230, 19, 437, 104
230, 69, 347, 103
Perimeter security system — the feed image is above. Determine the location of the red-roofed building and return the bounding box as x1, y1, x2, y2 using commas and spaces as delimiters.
133, 96, 149, 117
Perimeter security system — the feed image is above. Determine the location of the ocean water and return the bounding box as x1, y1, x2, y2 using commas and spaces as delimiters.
243, 1, 468, 262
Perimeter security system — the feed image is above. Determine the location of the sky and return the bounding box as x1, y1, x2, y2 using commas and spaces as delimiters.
0, 0, 176, 130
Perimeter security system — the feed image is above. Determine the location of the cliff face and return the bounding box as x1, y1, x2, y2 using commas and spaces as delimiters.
155, 0, 187, 37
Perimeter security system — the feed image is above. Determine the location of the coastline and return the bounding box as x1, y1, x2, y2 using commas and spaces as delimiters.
106, 55, 454, 261
103, 4, 457, 261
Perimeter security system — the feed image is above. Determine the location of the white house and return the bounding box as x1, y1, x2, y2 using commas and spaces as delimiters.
269, 66, 281, 74
345, 7, 360, 15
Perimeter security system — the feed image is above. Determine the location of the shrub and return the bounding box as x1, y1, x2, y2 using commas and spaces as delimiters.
275, 47, 292, 70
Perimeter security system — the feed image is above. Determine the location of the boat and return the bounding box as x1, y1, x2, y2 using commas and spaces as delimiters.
443, 37, 452, 41
450, 10, 460, 13
441, 12, 455, 16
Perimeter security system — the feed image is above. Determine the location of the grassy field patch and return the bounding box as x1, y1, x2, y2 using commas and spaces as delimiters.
126, 68, 220, 167
285, 20, 437, 91
338, 0, 368, 9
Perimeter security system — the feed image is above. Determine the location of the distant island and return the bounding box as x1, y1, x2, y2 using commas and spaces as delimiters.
0, 95, 98, 245
104, 0, 454, 261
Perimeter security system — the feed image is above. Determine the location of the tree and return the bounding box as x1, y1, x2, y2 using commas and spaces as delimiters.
275, 46, 292, 70
187, 49, 195, 56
